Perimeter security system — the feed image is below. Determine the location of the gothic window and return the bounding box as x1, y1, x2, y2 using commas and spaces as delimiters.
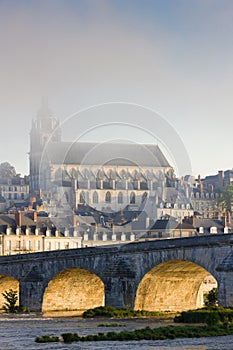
64, 192, 69, 203
118, 192, 123, 204
130, 192, 136, 204
105, 191, 111, 203
70, 168, 77, 178
79, 191, 85, 204
93, 191, 98, 204
142, 192, 147, 203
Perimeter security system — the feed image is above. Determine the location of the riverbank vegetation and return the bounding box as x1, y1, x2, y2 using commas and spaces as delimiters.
1, 289, 29, 314
174, 307, 233, 325
97, 322, 126, 327
82, 306, 173, 318
35, 303, 233, 343
35, 323, 233, 343
2, 289, 18, 313
35, 335, 59, 343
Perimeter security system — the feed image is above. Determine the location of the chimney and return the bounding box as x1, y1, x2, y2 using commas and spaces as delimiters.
72, 214, 77, 227
223, 214, 227, 228
190, 215, 195, 227
15, 211, 22, 227
218, 170, 224, 188
227, 211, 231, 226
30, 196, 36, 203
31, 211, 37, 222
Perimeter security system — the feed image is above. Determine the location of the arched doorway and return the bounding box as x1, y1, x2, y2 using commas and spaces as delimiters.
42, 268, 104, 315
134, 260, 217, 312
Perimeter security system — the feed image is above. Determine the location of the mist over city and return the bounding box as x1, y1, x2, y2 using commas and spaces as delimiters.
0, 2, 233, 349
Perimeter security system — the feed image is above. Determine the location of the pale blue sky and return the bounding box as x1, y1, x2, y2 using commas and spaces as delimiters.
0, 0, 232, 177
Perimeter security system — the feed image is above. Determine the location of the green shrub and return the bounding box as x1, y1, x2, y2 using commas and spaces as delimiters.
98, 322, 126, 327
52, 324, 233, 343
174, 307, 233, 325
206, 313, 220, 326
35, 335, 59, 343
82, 306, 168, 318
205, 288, 218, 307
2, 289, 18, 313
62, 333, 81, 342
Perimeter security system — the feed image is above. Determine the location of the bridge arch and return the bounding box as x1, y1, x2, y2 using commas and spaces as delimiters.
42, 267, 104, 315
134, 259, 217, 312
0, 274, 19, 309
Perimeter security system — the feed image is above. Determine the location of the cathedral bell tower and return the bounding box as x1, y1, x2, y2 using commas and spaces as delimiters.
29, 100, 61, 195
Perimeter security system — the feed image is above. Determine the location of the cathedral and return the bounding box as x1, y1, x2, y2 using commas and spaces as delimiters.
29, 103, 175, 217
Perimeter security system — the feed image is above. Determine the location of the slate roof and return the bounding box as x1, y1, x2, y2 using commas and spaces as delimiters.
150, 218, 195, 231
0, 214, 35, 227
193, 218, 224, 229
44, 142, 171, 167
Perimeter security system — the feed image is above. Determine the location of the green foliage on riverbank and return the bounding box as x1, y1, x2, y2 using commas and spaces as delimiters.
2, 289, 18, 313
1, 289, 29, 314
82, 306, 169, 318
174, 307, 233, 324
60, 324, 233, 343
35, 335, 59, 343
98, 322, 126, 327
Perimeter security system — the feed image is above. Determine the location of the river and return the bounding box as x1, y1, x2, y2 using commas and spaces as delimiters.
0, 314, 232, 350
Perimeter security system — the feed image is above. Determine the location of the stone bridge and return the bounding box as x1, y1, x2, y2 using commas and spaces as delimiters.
0, 234, 233, 314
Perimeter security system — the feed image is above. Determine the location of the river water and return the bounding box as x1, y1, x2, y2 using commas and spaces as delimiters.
0, 314, 232, 350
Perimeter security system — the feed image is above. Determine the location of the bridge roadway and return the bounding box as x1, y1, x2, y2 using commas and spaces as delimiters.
0, 234, 233, 313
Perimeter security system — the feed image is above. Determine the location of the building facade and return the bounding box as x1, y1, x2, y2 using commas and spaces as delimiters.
0, 175, 29, 208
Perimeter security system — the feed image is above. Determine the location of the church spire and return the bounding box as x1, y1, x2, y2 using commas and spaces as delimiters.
29, 99, 62, 194
37, 96, 53, 120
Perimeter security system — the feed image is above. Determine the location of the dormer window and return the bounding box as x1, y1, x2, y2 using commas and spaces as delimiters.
199, 227, 204, 234
210, 226, 217, 234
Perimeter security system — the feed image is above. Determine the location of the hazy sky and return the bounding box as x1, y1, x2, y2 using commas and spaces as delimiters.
0, 0, 232, 177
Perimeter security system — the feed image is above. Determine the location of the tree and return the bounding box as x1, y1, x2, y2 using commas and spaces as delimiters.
0, 162, 16, 179
2, 289, 18, 313
204, 288, 218, 307
217, 183, 233, 214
